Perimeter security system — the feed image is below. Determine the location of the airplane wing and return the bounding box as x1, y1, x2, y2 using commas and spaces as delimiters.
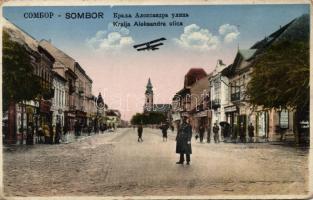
149, 43, 163, 48
146, 37, 166, 45
136, 47, 150, 51
133, 37, 166, 49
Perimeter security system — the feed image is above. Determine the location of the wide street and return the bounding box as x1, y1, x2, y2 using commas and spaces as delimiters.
3, 128, 309, 197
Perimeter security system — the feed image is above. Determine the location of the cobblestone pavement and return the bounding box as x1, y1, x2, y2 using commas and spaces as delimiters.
3, 128, 309, 197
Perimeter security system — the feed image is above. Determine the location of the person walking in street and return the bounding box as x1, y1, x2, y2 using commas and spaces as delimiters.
160, 122, 169, 142
207, 125, 211, 143
137, 124, 143, 142
213, 123, 220, 143
199, 125, 205, 143
176, 116, 192, 165
248, 123, 255, 143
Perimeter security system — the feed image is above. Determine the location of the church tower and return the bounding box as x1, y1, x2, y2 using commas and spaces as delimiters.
144, 78, 154, 112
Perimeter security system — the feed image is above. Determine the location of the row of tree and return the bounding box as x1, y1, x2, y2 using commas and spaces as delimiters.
130, 112, 166, 125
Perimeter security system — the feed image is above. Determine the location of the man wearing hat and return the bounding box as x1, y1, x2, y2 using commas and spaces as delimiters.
176, 116, 192, 165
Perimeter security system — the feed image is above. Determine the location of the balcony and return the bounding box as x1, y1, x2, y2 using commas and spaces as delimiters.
231, 92, 240, 102
211, 99, 220, 110
69, 105, 76, 111
78, 87, 84, 94
69, 84, 76, 95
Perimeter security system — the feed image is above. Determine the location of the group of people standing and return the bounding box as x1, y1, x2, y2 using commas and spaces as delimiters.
135, 118, 256, 166
36, 122, 64, 144
195, 122, 255, 143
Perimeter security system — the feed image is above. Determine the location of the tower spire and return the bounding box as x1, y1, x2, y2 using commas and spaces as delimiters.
145, 78, 153, 94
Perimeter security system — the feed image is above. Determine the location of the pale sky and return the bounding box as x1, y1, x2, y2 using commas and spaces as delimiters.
3, 4, 309, 120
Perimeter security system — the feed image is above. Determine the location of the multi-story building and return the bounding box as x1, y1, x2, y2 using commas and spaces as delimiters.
51, 71, 67, 128
106, 109, 121, 129
209, 59, 229, 132
171, 68, 208, 130
3, 19, 55, 145
39, 40, 79, 135
221, 15, 309, 141
189, 74, 210, 132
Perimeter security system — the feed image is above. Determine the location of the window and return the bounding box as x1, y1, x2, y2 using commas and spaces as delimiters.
279, 109, 289, 129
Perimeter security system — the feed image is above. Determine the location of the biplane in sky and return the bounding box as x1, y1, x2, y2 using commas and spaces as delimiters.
133, 37, 166, 51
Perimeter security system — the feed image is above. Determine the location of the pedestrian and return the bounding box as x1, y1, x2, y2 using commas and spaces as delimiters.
38, 126, 44, 144
199, 125, 205, 143
43, 124, 50, 144
232, 123, 239, 143
248, 123, 255, 143
161, 123, 168, 142
55, 123, 61, 144
176, 116, 192, 165
137, 124, 143, 142
63, 123, 68, 143
239, 122, 246, 143
74, 121, 80, 137
207, 125, 211, 143
171, 125, 174, 132
26, 122, 34, 145
213, 123, 220, 143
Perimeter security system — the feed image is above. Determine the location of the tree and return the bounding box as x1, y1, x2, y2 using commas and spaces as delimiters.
247, 40, 309, 111
246, 40, 309, 145
3, 31, 42, 111
130, 112, 167, 125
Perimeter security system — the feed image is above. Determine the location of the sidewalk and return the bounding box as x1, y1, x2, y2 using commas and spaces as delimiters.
61, 129, 118, 144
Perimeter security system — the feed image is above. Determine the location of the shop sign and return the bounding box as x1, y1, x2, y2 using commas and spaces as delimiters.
300, 120, 309, 129
172, 113, 181, 121
224, 106, 237, 113
40, 100, 51, 113
194, 110, 208, 118
65, 111, 75, 118
181, 112, 190, 117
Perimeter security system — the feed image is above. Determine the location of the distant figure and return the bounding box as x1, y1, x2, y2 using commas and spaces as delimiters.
161, 123, 169, 142
137, 124, 143, 142
248, 123, 255, 143
199, 125, 205, 143
232, 124, 238, 143
74, 121, 80, 137
176, 116, 192, 165
239, 122, 246, 143
55, 123, 61, 144
43, 124, 50, 144
213, 123, 220, 143
171, 125, 174, 132
207, 125, 211, 143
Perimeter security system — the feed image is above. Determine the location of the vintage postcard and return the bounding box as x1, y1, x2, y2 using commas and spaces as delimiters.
0, 0, 312, 199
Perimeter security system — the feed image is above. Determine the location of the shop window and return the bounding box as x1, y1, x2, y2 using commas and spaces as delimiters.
279, 109, 289, 129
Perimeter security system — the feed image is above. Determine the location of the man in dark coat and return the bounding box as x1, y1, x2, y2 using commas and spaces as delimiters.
248, 123, 254, 143
176, 116, 192, 165
213, 123, 220, 143
207, 125, 211, 143
137, 124, 143, 142
239, 122, 246, 143
199, 125, 205, 143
